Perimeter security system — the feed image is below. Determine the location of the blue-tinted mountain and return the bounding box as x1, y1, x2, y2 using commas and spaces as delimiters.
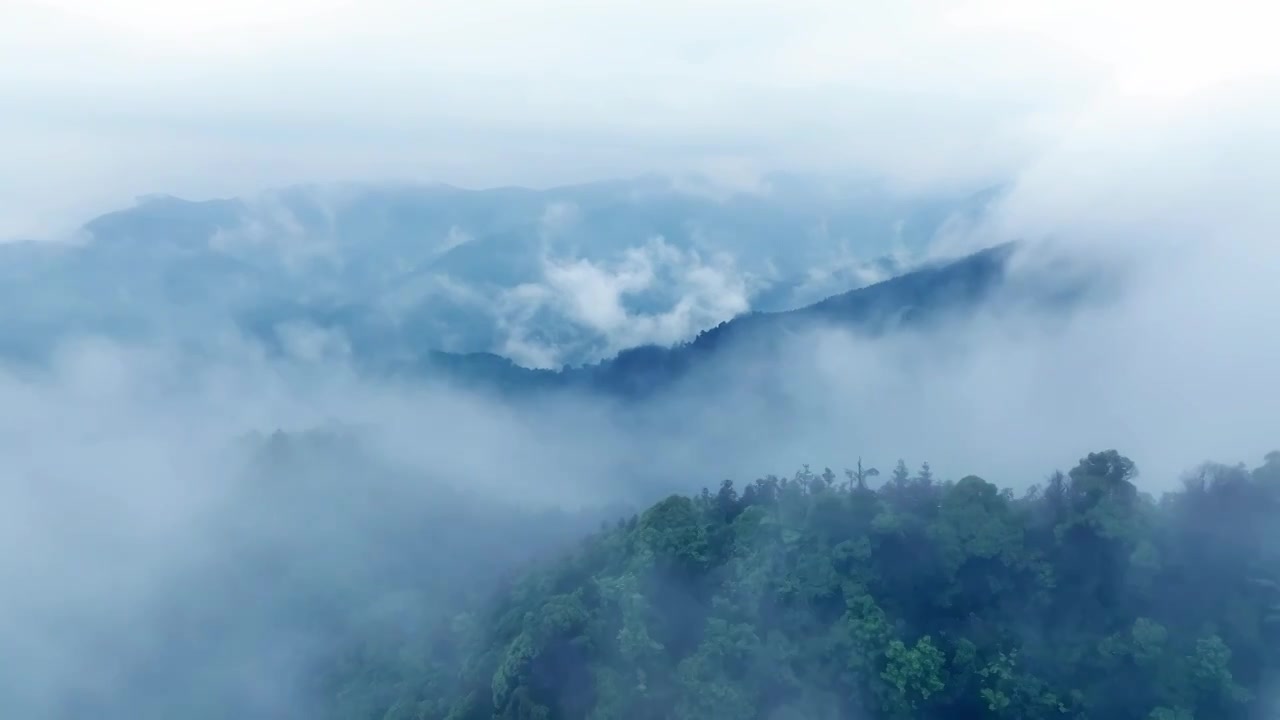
0, 176, 1001, 368
400, 241, 1090, 398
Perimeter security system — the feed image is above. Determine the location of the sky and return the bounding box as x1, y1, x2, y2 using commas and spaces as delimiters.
4, 0, 1277, 239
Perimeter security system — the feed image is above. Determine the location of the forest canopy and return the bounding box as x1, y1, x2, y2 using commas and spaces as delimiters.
324, 450, 1280, 720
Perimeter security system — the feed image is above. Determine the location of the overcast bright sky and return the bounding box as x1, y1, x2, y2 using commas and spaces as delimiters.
2, 0, 1277, 238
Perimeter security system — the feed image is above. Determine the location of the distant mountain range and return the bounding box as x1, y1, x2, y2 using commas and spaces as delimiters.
397, 240, 1097, 398
0, 175, 1001, 369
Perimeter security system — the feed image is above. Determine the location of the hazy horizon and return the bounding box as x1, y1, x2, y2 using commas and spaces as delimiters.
6, 0, 1276, 239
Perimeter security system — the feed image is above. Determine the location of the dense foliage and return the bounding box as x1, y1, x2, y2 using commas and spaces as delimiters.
332, 450, 1280, 719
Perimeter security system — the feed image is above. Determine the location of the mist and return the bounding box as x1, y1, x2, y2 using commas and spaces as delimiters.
3, 0, 1279, 716
4, 194, 1276, 712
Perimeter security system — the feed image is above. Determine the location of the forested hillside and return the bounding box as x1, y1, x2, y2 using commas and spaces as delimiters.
326, 451, 1280, 720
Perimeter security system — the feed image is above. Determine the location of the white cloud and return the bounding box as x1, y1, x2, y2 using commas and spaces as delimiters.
208, 193, 346, 273
857, 76, 1280, 483
274, 322, 352, 364
497, 237, 750, 368
538, 202, 581, 240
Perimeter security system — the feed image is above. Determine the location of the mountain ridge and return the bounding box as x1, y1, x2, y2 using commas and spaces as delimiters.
1, 177, 1007, 369
400, 241, 1074, 398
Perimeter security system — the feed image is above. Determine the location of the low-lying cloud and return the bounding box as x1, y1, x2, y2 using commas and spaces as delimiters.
499, 236, 752, 368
